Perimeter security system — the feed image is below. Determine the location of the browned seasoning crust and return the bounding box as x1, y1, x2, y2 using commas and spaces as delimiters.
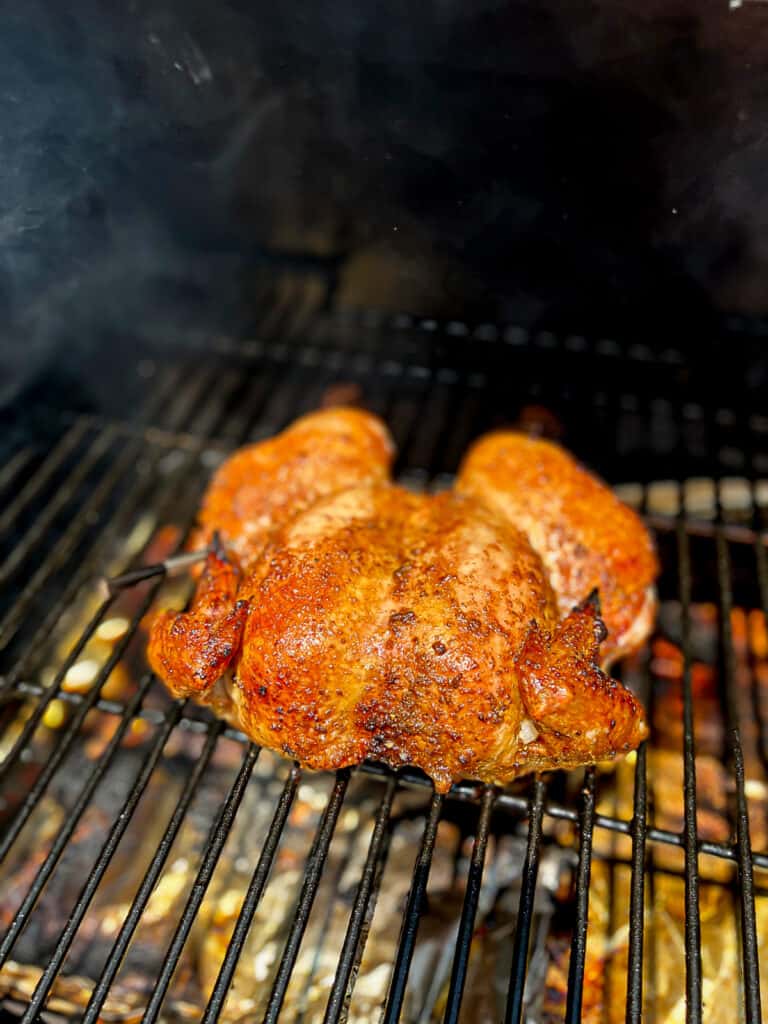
148, 431, 650, 792
456, 432, 659, 664
149, 551, 247, 695
190, 406, 395, 567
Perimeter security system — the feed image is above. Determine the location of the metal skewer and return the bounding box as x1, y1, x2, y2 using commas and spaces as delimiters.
99, 548, 210, 598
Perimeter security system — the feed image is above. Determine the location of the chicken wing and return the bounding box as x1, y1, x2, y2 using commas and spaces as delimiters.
148, 485, 648, 792
456, 432, 658, 664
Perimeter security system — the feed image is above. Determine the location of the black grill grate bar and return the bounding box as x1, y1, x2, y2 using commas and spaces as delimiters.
140, 743, 261, 1024
751, 518, 768, 788
0, 446, 36, 503
564, 767, 596, 1024
202, 766, 302, 1024
677, 508, 703, 1023
16, 696, 190, 1024
0, 366, 179, 577
401, 381, 463, 485
261, 770, 351, 1024
645, 513, 768, 546
322, 773, 398, 1024
714, 525, 763, 1021
1, 363, 251, 695
624, 631, 653, 1024
81, 716, 224, 1024
172, 368, 247, 447
154, 363, 231, 436
215, 360, 298, 443
504, 776, 546, 1024
0, 669, 157, 969
1, 533, 129, 695
358, 761, 768, 866
0, 419, 90, 535
0, 366, 215, 652
0, 592, 115, 780
3, 360, 767, 1024
0, 453, 124, 650
16, 628, 767, 865
388, 381, 435, 480
754, 488, 768, 610
753, 490, 768, 837
0, 584, 157, 849
1, 451, 168, 690
151, 362, 209, 421
6, 661, 766, 871
0, 427, 115, 586
283, 275, 334, 340
382, 791, 444, 1024
251, 276, 314, 341
443, 784, 496, 1024
431, 386, 483, 484
625, 741, 648, 1024
248, 366, 321, 441
731, 740, 764, 1019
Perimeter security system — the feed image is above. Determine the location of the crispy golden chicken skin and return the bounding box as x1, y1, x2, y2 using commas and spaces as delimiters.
149, 484, 648, 793
191, 407, 395, 566
456, 433, 658, 664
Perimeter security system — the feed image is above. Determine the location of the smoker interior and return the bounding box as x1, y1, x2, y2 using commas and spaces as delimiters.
0, 306, 766, 1023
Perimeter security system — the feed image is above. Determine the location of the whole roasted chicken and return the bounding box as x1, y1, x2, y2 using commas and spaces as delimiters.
148, 408, 657, 792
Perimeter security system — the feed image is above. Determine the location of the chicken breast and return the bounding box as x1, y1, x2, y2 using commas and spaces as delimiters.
149, 485, 648, 792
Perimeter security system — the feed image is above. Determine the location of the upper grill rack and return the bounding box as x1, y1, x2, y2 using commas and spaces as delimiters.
0, 334, 766, 1024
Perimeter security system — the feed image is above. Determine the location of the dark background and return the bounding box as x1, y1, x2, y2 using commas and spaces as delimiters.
3, 0, 768, 407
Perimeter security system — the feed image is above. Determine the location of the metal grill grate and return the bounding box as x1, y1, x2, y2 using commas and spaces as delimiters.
0, 329, 766, 1024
